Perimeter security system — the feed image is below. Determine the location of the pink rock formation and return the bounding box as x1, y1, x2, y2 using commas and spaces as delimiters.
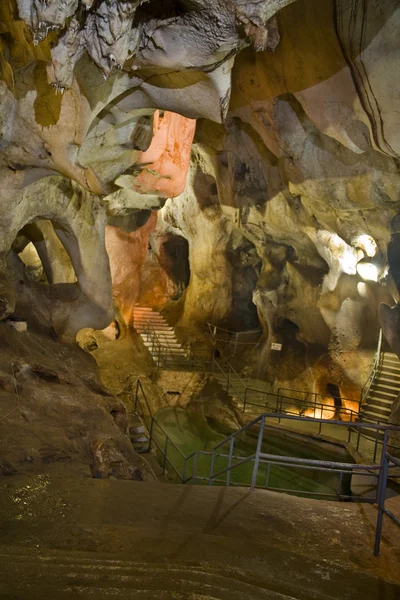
105, 213, 157, 327
134, 111, 196, 198
106, 111, 196, 325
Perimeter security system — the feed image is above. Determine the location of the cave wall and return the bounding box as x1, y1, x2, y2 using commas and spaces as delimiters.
152, 0, 400, 397
1, 0, 283, 338
0, 0, 400, 414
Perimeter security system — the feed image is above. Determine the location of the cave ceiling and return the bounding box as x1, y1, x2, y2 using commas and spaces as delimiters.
0, 0, 400, 357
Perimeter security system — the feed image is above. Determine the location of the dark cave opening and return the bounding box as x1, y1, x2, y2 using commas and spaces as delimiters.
158, 234, 190, 299
326, 383, 342, 417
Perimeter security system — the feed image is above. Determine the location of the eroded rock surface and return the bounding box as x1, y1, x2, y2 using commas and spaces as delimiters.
1, 0, 400, 435
0, 322, 153, 479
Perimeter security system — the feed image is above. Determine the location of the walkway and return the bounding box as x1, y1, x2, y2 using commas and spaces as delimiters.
0, 474, 399, 599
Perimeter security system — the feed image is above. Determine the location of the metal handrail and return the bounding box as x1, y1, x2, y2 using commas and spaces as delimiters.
202, 413, 400, 492
204, 415, 400, 500
134, 379, 188, 480
141, 320, 192, 367
374, 451, 400, 556
277, 387, 360, 409
134, 382, 400, 555
212, 351, 247, 401
207, 322, 263, 337
275, 395, 358, 422
361, 328, 383, 404
213, 350, 361, 421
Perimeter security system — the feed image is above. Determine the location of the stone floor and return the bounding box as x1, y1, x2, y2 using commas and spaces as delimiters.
0, 473, 399, 599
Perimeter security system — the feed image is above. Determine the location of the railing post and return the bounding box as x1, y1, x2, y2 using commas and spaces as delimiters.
162, 436, 169, 474
337, 472, 343, 499
182, 458, 187, 483
148, 418, 154, 453
243, 388, 247, 413
373, 425, 379, 463
374, 429, 389, 556
265, 462, 271, 489
192, 452, 198, 484
209, 449, 216, 486
226, 437, 235, 487
251, 415, 265, 489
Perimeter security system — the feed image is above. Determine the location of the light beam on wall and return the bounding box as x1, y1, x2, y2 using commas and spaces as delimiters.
357, 262, 379, 282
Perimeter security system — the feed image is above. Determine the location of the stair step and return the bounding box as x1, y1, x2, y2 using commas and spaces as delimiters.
370, 381, 400, 394
382, 352, 399, 359
135, 318, 171, 324
129, 425, 146, 434
361, 408, 389, 422
378, 375, 400, 387
135, 321, 174, 331
381, 357, 400, 369
363, 405, 391, 418
366, 399, 394, 411
136, 324, 174, 329
141, 337, 181, 345
380, 363, 400, 372
368, 388, 397, 401
357, 427, 385, 441
134, 445, 150, 454
132, 432, 148, 441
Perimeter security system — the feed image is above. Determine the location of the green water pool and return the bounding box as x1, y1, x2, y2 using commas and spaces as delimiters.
149, 407, 352, 499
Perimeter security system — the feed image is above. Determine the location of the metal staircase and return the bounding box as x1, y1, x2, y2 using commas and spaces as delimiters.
359, 329, 400, 426
360, 352, 400, 423
133, 306, 188, 366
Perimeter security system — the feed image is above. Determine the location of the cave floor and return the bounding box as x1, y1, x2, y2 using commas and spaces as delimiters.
0, 473, 399, 599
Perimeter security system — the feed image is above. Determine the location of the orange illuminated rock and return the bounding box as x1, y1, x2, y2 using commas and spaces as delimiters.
105, 214, 157, 327
134, 111, 196, 198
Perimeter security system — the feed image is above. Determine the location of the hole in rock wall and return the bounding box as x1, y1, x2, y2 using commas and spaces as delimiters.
135, 0, 190, 22
226, 240, 260, 331
17, 241, 47, 284
13, 220, 77, 286
326, 383, 342, 417
193, 171, 220, 209
138, 232, 190, 308
158, 235, 190, 299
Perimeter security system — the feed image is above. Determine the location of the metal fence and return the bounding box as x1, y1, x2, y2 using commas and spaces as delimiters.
374, 451, 400, 555
134, 381, 400, 555
211, 352, 360, 423
361, 328, 383, 403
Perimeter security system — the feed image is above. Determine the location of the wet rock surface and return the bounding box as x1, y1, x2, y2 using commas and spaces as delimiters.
0, 322, 153, 480
0, 475, 399, 598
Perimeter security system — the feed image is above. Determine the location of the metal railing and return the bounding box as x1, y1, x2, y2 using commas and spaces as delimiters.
277, 387, 360, 414
275, 395, 358, 422
375, 452, 400, 555
134, 381, 400, 555
189, 413, 400, 485
211, 350, 360, 422
134, 379, 188, 481
207, 322, 263, 358
361, 328, 383, 404
141, 320, 213, 369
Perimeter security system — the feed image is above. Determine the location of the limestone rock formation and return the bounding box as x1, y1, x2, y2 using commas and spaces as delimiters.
0, 0, 290, 344
1, 0, 400, 443
0, 321, 153, 479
